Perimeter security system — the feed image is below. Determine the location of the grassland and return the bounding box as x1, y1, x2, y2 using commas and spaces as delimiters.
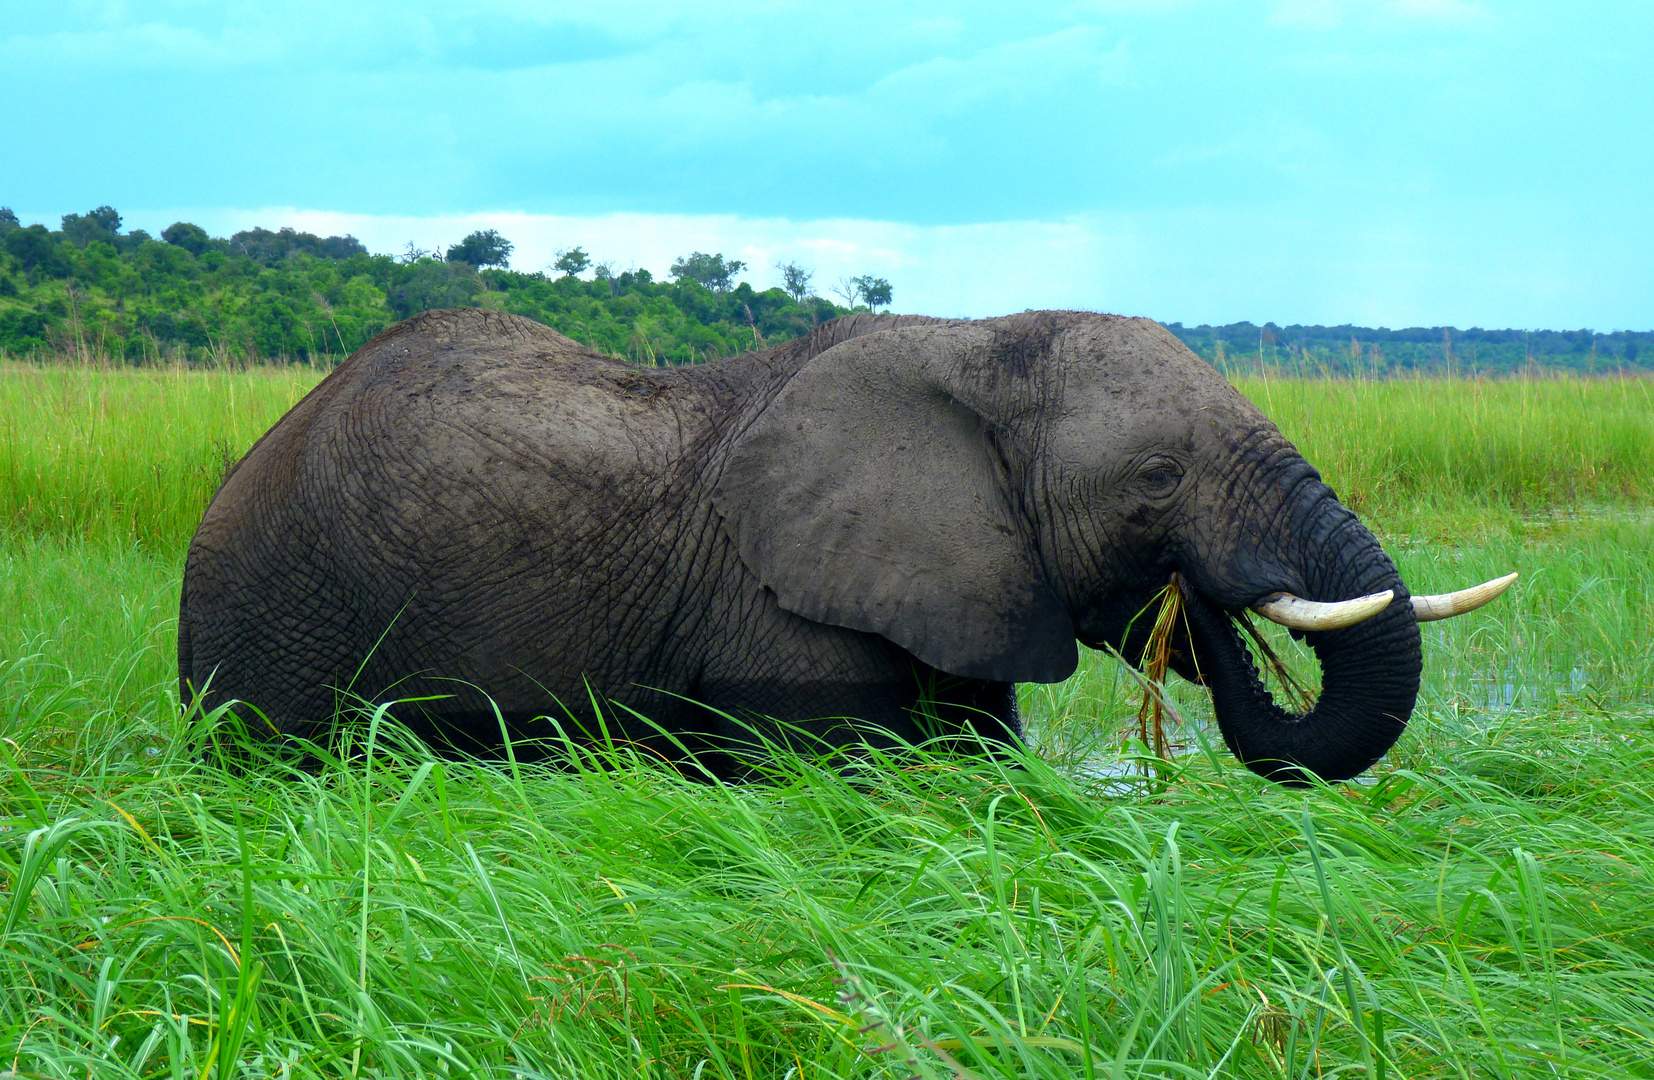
1232, 374, 1654, 516
1, 363, 1650, 1078
0, 362, 326, 551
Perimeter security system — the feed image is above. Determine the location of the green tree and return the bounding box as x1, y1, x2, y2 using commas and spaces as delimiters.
4, 225, 67, 277
776, 261, 813, 302
852, 275, 892, 309
162, 222, 213, 255
553, 247, 591, 277
593, 261, 622, 296
671, 252, 746, 292
386, 260, 480, 318
0, 211, 865, 364
247, 293, 305, 358
60, 206, 122, 247
447, 229, 514, 269
230, 226, 366, 265
831, 274, 893, 310
0, 307, 48, 347
0, 207, 18, 234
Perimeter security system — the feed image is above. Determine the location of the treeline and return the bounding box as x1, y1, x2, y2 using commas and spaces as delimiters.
1166, 321, 1652, 377
4, 205, 1648, 374
0, 206, 866, 366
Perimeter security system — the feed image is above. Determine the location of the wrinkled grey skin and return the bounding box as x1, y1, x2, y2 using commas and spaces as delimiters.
180, 307, 1421, 784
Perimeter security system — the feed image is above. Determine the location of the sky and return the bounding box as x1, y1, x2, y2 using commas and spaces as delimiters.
2, 0, 1649, 328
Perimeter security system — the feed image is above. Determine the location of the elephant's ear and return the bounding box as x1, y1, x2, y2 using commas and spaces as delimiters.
711, 326, 1077, 684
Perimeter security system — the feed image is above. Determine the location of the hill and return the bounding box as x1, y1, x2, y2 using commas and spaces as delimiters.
0, 207, 848, 365
3, 205, 1649, 373
1165, 321, 1650, 377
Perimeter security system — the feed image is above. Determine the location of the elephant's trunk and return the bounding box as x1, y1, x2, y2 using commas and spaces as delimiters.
1179, 513, 1423, 786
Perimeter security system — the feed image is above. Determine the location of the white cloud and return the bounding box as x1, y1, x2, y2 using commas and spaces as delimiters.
1270, 0, 1343, 29
1271, 0, 1490, 29
908, 16, 966, 41
1158, 115, 1331, 177
1389, 0, 1489, 22
0, 2, 649, 73
1073, 0, 1238, 12
869, 23, 1137, 113
0, 21, 245, 70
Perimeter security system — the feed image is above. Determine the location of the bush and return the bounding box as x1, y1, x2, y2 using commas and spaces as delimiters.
448, 230, 514, 269
386, 260, 479, 319
162, 222, 213, 256
3, 225, 67, 278
59, 205, 122, 248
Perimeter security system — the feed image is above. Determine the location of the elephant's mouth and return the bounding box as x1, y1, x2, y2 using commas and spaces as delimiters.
1130, 569, 1513, 786
1171, 580, 1411, 785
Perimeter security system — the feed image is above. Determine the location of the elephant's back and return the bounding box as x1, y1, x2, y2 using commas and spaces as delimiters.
178, 308, 705, 732
204, 309, 688, 534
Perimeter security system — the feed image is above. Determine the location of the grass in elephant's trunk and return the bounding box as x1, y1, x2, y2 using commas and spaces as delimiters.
1125, 578, 1315, 775
1232, 609, 1317, 713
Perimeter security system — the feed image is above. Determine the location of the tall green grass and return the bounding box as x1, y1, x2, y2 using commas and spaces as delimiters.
2, 366, 1653, 1077
3, 631, 1652, 1077
0, 367, 1647, 551
1234, 374, 1654, 516
0, 363, 324, 552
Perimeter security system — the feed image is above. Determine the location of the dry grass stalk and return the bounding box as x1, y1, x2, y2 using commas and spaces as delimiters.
1232, 609, 1317, 714
1128, 582, 1318, 769
1134, 579, 1185, 762
828, 953, 979, 1080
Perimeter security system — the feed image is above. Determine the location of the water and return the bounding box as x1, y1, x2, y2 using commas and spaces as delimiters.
1055, 653, 1600, 789
1522, 505, 1654, 527
1464, 664, 1590, 712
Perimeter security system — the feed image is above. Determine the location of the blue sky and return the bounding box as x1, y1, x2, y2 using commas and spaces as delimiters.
2, 1, 1649, 327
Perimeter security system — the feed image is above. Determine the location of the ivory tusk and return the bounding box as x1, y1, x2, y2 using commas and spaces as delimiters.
1252, 589, 1394, 631
1411, 572, 1519, 622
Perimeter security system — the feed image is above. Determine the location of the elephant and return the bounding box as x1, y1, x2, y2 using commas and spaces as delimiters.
178, 307, 1511, 784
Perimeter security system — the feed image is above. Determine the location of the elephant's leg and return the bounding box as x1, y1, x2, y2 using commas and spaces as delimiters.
693, 619, 930, 765
910, 670, 1022, 750
180, 597, 360, 743
402, 653, 730, 777
692, 607, 1025, 770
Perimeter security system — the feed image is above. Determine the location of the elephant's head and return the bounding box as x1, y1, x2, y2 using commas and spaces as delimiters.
713, 312, 1509, 784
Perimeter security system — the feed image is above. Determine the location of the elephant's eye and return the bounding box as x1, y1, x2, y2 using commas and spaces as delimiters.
1139, 459, 1184, 495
